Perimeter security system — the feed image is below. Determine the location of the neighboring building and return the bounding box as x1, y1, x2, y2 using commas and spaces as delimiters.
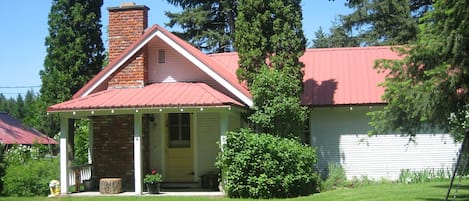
0, 112, 57, 147
48, 3, 460, 195
301, 47, 459, 180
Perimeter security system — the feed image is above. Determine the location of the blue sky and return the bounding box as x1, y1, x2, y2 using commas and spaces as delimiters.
0, 0, 350, 98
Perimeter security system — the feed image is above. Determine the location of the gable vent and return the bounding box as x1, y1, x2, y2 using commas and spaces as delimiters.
158, 49, 166, 63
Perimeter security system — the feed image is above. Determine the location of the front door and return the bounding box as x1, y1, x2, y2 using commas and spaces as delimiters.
165, 113, 194, 182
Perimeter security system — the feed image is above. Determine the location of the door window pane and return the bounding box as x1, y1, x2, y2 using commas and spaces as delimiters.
168, 113, 190, 148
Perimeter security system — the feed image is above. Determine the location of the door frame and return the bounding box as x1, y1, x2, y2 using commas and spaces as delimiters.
162, 112, 198, 182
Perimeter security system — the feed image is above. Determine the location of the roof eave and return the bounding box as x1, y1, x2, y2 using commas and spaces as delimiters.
48, 104, 247, 117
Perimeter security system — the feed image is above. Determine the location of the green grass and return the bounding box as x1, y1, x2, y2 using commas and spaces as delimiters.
0, 180, 468, 201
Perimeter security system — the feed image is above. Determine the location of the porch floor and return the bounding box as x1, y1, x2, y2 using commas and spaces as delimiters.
68, 189, 224, 197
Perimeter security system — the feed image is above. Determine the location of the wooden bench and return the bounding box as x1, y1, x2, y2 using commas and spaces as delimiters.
99, 178, 122, 194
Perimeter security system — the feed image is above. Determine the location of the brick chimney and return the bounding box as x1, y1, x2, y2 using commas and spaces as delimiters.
107, 2, 149, 88
108, 2, 149, 62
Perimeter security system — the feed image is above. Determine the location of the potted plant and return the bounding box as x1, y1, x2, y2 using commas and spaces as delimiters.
144, 169, 163, 194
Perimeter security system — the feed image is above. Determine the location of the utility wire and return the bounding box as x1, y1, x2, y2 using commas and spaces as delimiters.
0, 86, 40, 89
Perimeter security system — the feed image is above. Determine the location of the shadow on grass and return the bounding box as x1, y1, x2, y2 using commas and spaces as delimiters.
431, 184, 469, 189
422, 183, 469, 201
420, 194, 469, 201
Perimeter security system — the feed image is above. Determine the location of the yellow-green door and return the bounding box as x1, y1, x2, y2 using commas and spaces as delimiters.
165, 113, 194, 182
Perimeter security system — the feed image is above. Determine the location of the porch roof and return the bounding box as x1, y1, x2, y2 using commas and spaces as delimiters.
47, 82, 245, 112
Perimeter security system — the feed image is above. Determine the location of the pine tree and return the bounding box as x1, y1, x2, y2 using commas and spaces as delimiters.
311, 23, 360, 48
38, 0, 105, 136
235, 0, 307, 137
22, 90, 39, 128
15, 95, 24, 121
369, 0, 469, 140
165, 0, 236, 53
0, 94, 6, 112
312, 27, 330, 48
342, 0, 420, 46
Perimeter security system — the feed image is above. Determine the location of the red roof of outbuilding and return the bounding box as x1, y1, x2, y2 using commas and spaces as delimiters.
48, 82, 244, 112
209, 46, 400, 106
301, 46, 400, 105
0, 112, 57, 145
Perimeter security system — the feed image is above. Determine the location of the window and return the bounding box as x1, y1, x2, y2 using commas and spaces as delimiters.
158, 49, 165, 63
168, 113, 190, 148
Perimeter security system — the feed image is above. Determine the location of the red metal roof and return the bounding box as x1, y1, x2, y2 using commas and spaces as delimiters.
0, 112, 57, 145
61, 22, 400, 110
48, 82, 244, 112
301, 46, 400, 105
209, 46, 400, 106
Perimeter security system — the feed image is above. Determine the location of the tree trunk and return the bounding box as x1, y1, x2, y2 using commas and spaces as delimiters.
99, 178, 122, 194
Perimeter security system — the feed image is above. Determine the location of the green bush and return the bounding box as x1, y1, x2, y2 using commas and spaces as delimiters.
216, 129, 319, 198
0, 144, 6, 193
2, 146, 59, 196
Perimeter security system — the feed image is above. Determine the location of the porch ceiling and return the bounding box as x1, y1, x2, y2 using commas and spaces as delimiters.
47, 82, 245, 113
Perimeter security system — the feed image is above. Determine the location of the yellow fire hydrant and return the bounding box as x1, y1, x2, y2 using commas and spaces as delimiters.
48, 180, 60, 197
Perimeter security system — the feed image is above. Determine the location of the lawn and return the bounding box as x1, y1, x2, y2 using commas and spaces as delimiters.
0, 180, 467, 201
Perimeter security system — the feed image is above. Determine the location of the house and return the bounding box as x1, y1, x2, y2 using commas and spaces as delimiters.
0, 112, 57, 147
298, 47, 459, 180
48, 3, 460, 195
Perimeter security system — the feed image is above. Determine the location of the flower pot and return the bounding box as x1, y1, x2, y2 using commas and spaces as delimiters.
146, 183, 160, 194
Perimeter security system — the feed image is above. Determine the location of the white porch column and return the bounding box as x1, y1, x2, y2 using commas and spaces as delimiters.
59, 116, 69, 194
134, 113, 143, 195
220, 112, 228, 150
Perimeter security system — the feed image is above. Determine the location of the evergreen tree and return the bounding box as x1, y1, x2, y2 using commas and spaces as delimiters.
22, 90, 40, 128
312, 27, 329, 48
39, 0, 105, 136
0, 94, 6, 112
235, 0, 307, 137
311, 22, 360, 48
342, 0, 420, 46
15, 95, 25, 121
5, 97, 19, 120
369, 0, 469, 140
165, 0, 236, 53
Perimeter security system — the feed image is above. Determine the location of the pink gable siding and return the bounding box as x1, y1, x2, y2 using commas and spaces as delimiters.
148, 38, 208, 83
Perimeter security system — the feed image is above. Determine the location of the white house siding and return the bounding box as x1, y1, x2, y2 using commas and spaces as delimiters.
310, 106, 460, 180
197, 112, 221, 176
228, 112, 241, 131
147, 111, 241, 180
149, 113, 164, 173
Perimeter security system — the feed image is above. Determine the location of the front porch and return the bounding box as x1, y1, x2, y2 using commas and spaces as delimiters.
57, 106, 243, 195
69, 190, 224, 197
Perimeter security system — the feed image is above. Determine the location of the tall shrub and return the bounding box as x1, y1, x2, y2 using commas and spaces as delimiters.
216, 129, 319, 198
2, 145, 59, 196
235, 0, 307, 137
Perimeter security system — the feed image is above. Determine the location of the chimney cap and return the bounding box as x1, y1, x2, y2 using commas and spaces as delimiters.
108, 2, 149, 12
120, 2, 136, 7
